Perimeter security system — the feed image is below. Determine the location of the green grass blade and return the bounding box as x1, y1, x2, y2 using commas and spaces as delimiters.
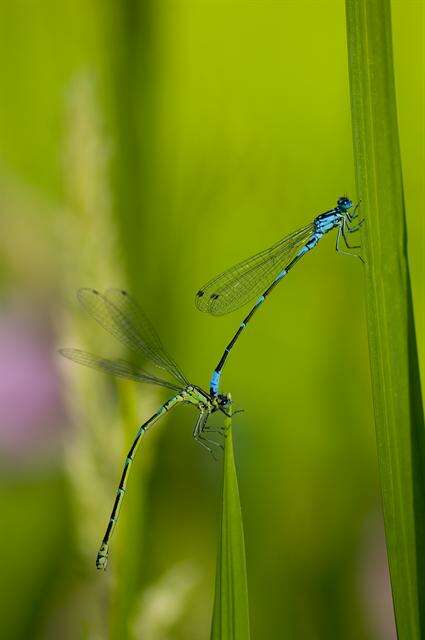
345, 1, 425, 637
210, 406, 251, 640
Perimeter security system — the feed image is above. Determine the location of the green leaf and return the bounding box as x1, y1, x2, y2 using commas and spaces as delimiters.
210, 404, 251, 640
345, 1, 425, 637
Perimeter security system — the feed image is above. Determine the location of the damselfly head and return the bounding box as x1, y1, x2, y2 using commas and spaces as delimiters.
213, 392, 231, 412
337, 196, 352, 211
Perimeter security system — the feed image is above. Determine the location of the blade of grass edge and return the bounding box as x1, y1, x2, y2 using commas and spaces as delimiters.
345, 1, 425, 637
210, 402, 251, 640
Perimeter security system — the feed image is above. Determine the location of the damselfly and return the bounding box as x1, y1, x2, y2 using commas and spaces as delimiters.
196, 196, 363, 396
60, 288, 230, 570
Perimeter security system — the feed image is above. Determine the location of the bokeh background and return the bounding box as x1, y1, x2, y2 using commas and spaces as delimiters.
0, 1, 423, 639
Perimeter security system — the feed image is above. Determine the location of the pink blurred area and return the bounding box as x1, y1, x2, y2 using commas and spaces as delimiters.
0, 298, 67, 466
360, 512, 397, 639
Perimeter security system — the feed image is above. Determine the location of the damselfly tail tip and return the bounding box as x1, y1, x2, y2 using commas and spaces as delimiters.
96, 543, 109, 571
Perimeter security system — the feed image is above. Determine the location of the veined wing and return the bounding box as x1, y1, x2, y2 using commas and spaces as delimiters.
77, 288, 189, 387
59, 349, 184, 392
105, 289, 189, 386
195, 223, 314, 315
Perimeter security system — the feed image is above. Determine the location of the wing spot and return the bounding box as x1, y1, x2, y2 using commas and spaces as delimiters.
196, 290, 204, 297
210, 293, 219, 300
93, 289, 99, 294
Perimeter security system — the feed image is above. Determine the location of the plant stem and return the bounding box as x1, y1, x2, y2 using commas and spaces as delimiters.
345, 0, 425, 636
211, 400, 251, 639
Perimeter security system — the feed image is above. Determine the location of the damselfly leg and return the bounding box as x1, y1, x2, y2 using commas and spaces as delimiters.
336, 224, 364, 263
341, 225, 360, 249
192, 413, 222, 458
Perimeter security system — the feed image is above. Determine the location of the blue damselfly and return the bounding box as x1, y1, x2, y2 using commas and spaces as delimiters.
196, 196, 363, 396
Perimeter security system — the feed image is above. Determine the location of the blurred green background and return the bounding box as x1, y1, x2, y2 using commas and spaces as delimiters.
0, 1, 423, 639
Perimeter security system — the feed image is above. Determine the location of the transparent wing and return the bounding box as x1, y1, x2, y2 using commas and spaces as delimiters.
104, 289, 189, 386
195, 223, 314, 315
59, 348, 184, 392
77, 288, 189, 386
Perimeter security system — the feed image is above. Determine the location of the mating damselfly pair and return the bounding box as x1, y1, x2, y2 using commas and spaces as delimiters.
61, 196, 362, 569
